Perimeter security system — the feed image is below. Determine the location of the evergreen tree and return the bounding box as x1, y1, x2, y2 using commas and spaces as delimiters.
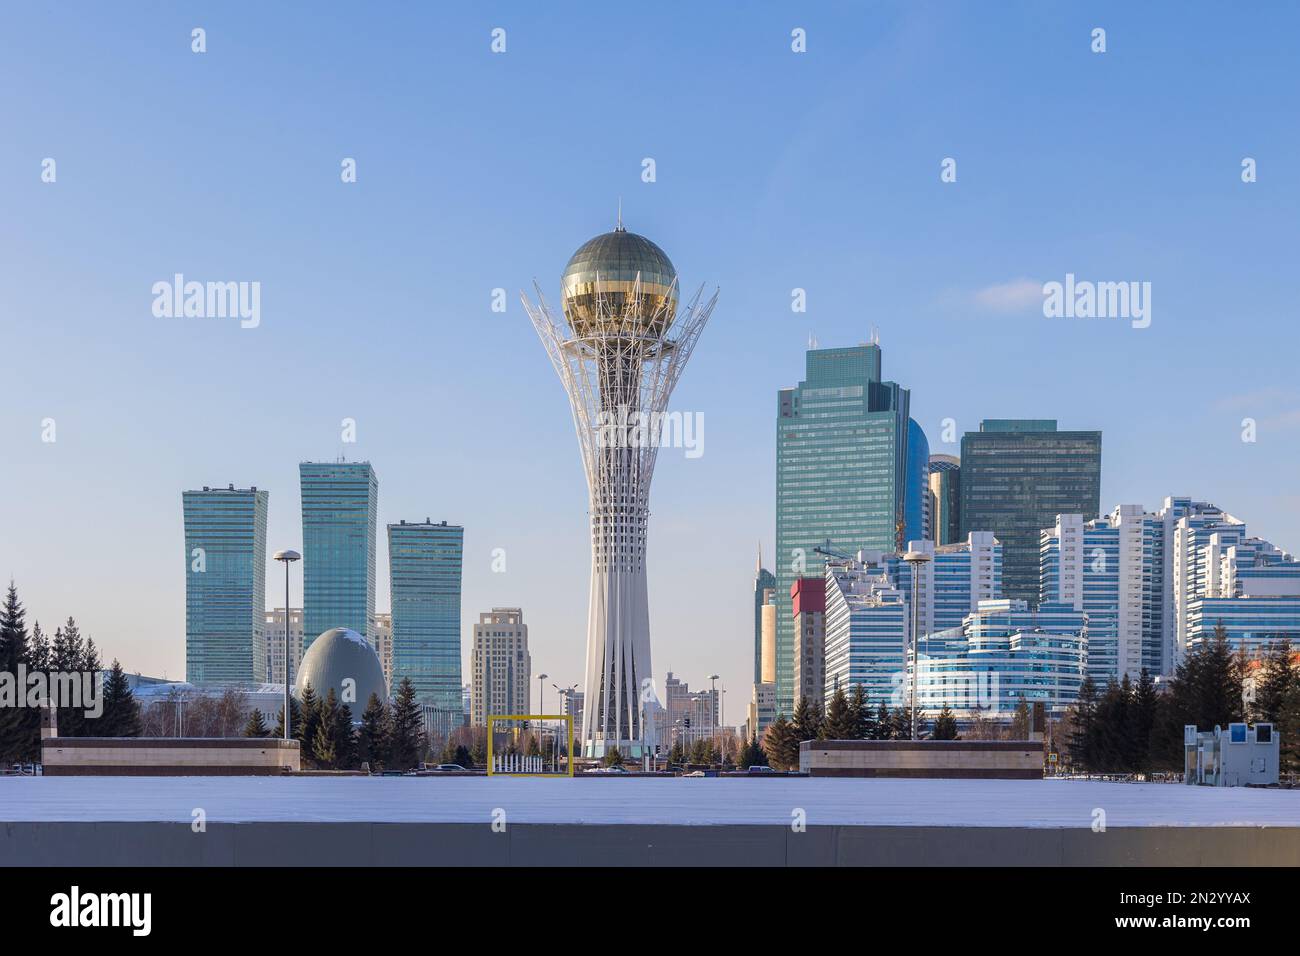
298, 684, 321, 766
1091, 678, 1130, 773
791, 696, 821, 741
738, 735, 767, 768
312, 689, 341, 769
0, 583, 38, 763
850, 684, 873, 739
821, 686, 855, 739
439, 735, 458, 764
603, 745, 624, 768
28, 621, 49, 672
667, 739, 686, 766
454, 744, 473, 768
333, 700, 357, 769
688, 737, 710, 765
387, 677, 425, 771
1251, 639, 1296, 724
470, 739, 487, 768
761, 716, 799, 770
1067, 675, 1098, 771
272, 695, 303, 740
1128, 667, 1159, 773
1195, 624, 1244, 729
357, 692, 389, 771
1277, 681, 1300, 774
891, 706, 920, 740
99, 660, 141, 737
52, 618, 89, 738
932, 705, 959, 740
872, 701, 891, 740
245, 709, 270, 738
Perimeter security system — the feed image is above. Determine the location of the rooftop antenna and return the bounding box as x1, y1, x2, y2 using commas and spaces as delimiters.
616, 197, 624, 232
870, 325, 880, 345
808, 332, 818, 350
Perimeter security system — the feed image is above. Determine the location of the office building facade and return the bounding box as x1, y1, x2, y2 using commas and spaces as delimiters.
959, 420, 1101, 605
912, 599, 1088, 721
299, 460, 378, 648
775, 344, 915, 715
183, 485, 268, 684
389, 519, 464, 712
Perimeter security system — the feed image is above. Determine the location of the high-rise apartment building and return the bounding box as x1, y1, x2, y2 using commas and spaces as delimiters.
299, 460, 378, 649
183, 485, 268, 684
372, 611, 393, 692
791, 576, 826, 712
470, 607, 530, 726
263, 607, 303, 687
959, 420, 1101, 605
388, 519, 464, 712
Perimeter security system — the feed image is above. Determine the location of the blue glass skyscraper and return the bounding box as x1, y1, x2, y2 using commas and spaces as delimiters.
300, 461, 378, 649
183, 485, 268, 684
388, 519, 464, 711
775, 344, 914, 716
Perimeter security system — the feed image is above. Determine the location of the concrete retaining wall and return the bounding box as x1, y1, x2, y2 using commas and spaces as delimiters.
3, 821, 1295, 866
801, 739, 1043, 778
41, 738, 300, 775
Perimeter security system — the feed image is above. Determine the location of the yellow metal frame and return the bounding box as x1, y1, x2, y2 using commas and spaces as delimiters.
486, 714, 575, 777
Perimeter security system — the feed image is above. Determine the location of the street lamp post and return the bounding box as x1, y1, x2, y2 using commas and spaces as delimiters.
535, 673, 548, 767
901, 550, 932, 741
272, 549, 300, 741
709, 674, 720, 764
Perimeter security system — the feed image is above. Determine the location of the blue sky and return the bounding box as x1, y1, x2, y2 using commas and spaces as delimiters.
3, 2, 1298, 712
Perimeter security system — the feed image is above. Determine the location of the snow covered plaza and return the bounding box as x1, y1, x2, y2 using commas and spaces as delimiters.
3, 776, 1298, 866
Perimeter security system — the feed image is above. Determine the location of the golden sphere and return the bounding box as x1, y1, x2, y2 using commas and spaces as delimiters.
561, 228, 677, 338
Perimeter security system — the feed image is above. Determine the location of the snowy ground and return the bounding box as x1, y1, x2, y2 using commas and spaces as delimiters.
3, 776, 1298, 827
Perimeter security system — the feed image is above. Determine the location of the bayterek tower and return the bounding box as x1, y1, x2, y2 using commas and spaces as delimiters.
523, 217, 717, 758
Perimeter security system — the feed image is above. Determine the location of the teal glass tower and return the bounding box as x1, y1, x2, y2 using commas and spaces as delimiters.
388, 519, 464, 711
775, 344, 912, 716
183, 485, 268, 684
960, 420, 1101, 605
299, 461, 378, 650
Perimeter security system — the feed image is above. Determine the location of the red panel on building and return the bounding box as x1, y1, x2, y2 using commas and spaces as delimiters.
791, 577, 826, 615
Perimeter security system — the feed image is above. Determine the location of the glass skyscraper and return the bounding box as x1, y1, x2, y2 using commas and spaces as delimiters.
299, 460, 378, 649
388, 519, 463, 712
183, 485, 268, 684
959, 420, 1101, 605
775, 344, 913, 716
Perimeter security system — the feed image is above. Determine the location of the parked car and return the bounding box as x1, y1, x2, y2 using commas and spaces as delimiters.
747, 765, 776, 773
432, 764, 468, 772
684, 770, 707, 778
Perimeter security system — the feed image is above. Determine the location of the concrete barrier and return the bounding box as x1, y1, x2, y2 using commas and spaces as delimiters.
3, 821, 1297, 866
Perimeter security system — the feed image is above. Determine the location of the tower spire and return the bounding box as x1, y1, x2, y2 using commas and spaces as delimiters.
616, 197, 624, 232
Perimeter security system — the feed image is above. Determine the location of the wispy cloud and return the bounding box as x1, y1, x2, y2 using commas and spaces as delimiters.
970, 278, 1043, 313
1214, 388, 1300, 430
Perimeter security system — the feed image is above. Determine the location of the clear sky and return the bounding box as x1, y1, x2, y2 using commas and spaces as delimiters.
3, 2, 1298, 716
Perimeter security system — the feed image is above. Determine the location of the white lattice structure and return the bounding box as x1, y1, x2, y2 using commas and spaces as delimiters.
523, 227, 717, 758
